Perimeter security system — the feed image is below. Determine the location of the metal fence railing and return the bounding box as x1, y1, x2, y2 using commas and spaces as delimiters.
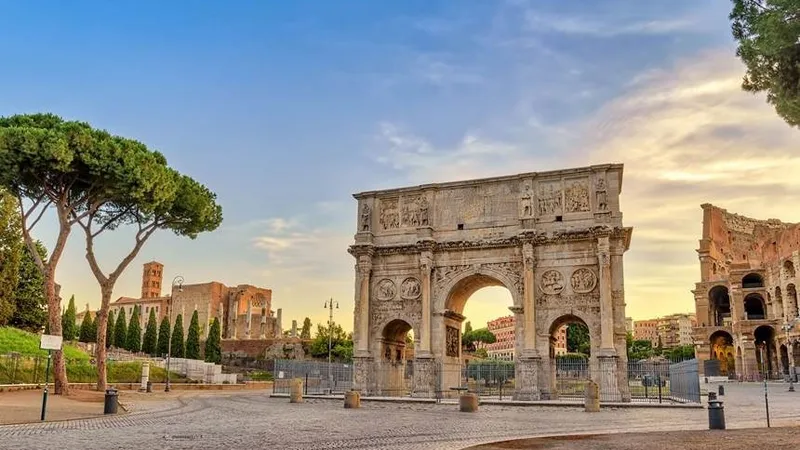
269, 357, 701, 404
272, 359, 353, 395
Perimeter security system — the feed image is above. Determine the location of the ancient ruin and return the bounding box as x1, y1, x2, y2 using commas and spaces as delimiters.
349, 164, 632, 400
692, 204, 800, 381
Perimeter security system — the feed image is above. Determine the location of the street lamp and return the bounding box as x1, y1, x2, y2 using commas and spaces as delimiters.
781, 316, 800, 392
165, 275, 184, 392
324, 298, 338, 395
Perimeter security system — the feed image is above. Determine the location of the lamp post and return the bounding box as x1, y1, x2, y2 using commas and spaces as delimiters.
781, 316, 800, 392
165, 275, 184, 392
324, 298, 338, 394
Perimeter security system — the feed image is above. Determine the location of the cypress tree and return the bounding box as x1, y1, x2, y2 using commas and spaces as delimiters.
114, 308, 128, 350
142, 308, 158, 355
106, 309, 115, 348
78, 311, 93, 343
127, 305, 142, 353
88, 313, 97, 342
61, 295, 77, 341
171, 314, 185, 358
157, 316, 171, 357
204, 317, 222, 364
186, 310, 201, 360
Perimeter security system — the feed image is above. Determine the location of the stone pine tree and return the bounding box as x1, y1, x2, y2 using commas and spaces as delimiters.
0, 113, 223, 392
185, 310, 201, 360
171, 314, 185, 358
114, 309, 127, 350
300, 317, 312, 339
127, 305, 142, 353
730, 0, 800, 128
157, 316, 171, 357
142, 308, 158, 356
61, 295, 77, 341
204, 317, 221, 364
105, 310, 115, 348
79, 311, 93, 343
0, 189, 23, 326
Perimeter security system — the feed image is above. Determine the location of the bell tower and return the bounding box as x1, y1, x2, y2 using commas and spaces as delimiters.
141, 261, 164, 299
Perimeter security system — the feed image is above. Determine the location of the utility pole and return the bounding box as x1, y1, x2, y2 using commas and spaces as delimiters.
324, 298, 338, 394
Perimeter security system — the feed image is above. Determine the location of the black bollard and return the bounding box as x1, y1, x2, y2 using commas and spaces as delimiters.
718, 384, 724, 396
708, 398, 726, 430
104, 388, 119, 415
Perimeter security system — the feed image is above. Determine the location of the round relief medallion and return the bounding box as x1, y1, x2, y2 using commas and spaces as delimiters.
539, 270, 565, 295
400, 277, 421, 300
375, 278, 396, 301
570, 268, 597, 293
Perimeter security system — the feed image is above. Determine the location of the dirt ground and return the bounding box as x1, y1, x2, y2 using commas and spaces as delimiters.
0, 390, 109, 425
467, 427, 800, 450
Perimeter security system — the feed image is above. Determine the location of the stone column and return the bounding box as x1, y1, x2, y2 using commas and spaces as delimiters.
291, 320, 298, 338
355, 255, 372, 357
419, 251, 433, 355
512, 305, 541, 400
788, 343, 796, 381
245, 298, 252, 339
230, 300, 238, 340
259, 307, 267, 339
521, 242, 537, 356
276, 308, 283, 338
597, 236, 615, 353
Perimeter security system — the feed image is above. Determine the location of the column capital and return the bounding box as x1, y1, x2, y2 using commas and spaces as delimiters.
522, 242, 535, 268
419, 251, 433, 273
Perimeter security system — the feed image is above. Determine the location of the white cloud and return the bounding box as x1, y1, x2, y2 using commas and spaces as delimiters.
371, 48, 800, 323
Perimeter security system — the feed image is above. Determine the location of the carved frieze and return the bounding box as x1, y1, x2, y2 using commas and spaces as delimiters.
595, 177, 608, 212
540, 270, 565, 295
375, 278, 396, 301
400, 277, 421, 300
379, 198, 400, 230
570, 268, 597, 293
536, 292, 601, 313
565, 179, 590, 213
401, 195, 422, 227
485, 261, 523, 295
445, 325, 460, 357
537, 182, 563, 216
433, 264, 471, 294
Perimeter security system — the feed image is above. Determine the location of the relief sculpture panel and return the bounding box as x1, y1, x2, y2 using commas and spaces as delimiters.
570, 268, 597, 293
445, 325, 460, 357
540, 270, 565, 295
565, 178, 590, 213
375, 278, 396, 301
400, 277, 421, 300
537, 181, 563, 216
379, 198, 400, 230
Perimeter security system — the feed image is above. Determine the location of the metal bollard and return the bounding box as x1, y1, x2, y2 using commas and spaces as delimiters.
708, 398, 726, 430
146, 381, 152, 393
104, 388, 119, 415
718, 384, 724, 396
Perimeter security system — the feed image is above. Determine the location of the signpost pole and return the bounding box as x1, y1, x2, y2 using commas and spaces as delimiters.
39, 334, 62, 422
41, 349, 51, 421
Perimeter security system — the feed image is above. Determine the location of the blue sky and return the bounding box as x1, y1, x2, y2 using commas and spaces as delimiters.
2, 1, 799, 331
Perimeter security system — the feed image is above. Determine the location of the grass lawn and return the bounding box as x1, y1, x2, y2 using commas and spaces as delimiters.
0, 327, 187, 384
0, 327, 89, 360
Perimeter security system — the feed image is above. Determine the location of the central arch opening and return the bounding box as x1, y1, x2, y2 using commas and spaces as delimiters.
446, 274, 515, 397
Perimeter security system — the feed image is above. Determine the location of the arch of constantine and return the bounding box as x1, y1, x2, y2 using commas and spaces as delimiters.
348, 164, 632, 400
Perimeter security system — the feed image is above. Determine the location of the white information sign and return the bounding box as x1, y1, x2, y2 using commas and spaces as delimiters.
40, 334, 63, 351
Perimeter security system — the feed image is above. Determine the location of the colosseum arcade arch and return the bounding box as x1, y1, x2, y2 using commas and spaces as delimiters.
349, 165, 633, 401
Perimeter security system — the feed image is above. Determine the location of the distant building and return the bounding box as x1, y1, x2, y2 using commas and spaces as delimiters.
74, 303, 96, 326
485, 315, 567, 360
634, 313, 696, 348
109, 261, 280, 343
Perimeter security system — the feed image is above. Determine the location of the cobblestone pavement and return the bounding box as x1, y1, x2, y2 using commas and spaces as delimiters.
0, 382, 797, 450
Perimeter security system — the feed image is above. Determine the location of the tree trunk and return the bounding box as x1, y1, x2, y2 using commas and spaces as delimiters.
94, 284, 113, 391
45, 275, 69, 395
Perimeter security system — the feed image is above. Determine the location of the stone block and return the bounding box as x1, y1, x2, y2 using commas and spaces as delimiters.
459, 393, 479, 412
344, 390, 361, 409
584, 381, 600, 412
289, 378, 303, 403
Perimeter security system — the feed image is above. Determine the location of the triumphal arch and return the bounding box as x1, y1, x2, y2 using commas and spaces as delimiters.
349, 164, 632, 400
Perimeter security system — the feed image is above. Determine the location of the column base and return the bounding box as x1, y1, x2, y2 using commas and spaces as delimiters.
513, 357, 541, 401
353, 357, 374, 395
412, 357, 437, 398
596, 355, 622, 402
